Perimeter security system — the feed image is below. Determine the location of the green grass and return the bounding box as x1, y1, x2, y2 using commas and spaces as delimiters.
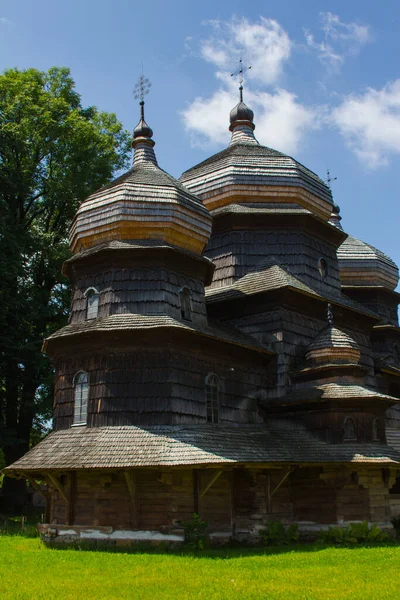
0, 537, 399, 599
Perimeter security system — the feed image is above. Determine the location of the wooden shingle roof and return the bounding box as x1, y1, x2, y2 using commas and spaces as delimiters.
180, 144, 333, 205
43, 314, 271, 355
4, 423, 400, 474
338, 235, 399, 290
205, 257, 380, 319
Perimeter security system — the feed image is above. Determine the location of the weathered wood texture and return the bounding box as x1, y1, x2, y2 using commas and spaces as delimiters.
69, 266, 207, 328
205, 230, 342, 294
52, 346, 268, 430
48, 466, 394, 531
219, 307, 376, 397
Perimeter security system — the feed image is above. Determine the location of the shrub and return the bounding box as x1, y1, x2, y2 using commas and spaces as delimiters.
182, 513, 208, 550
319, 521, 389, 546
391, 517, 400, 539
260, 521, 299, 546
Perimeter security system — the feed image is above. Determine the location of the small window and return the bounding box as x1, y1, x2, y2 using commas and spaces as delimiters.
372, 419, 380, 441
343, 417, 357, 441
85, 288, 99, 320
179, 287, 192, 321
318, 258, 328, 281
205, 374, 219, 423
73, 371, 89, 425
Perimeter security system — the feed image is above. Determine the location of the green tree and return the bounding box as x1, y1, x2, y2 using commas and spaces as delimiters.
0, 67, 131, 508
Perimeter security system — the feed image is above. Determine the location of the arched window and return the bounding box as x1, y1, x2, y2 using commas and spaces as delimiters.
343, 417, 357, 441
179, 287, 192, 321
85, 288, 99, 320
372, 419, 380, 441
73, 372, 89, 425
317, 258, 328, 281
205, 374, 219, 423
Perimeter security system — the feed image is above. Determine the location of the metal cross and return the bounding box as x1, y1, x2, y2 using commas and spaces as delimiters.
133, 74, 152, 103
325, 169, 337, 189
231, 58, 251, 102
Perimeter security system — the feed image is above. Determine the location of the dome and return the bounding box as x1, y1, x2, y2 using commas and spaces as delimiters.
70, 108, 212, 256
306, 325, 360, 364
338, 235, 399, 290
229, 101, 254, 127
180, 99, 333, 219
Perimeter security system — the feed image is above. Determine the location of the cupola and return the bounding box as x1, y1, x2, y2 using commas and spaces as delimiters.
69, 79, 212, 256
180, 83, 333, 218
306, 305, 360, 365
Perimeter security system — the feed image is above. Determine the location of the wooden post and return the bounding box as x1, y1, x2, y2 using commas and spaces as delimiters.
125, 471, 137, 528
66, 472, 76, 526
193, 469, 199, 514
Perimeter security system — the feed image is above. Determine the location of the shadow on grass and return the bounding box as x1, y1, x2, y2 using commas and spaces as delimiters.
43, 539, 400, 560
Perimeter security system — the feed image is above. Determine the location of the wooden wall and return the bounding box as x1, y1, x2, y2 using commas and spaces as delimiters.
53, 345, 268, 429
70, 266, 207, 328
205, 230, 342, 295
48, 466, 394, 532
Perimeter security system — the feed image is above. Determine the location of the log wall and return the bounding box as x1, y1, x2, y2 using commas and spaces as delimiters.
48, 466, 395, 533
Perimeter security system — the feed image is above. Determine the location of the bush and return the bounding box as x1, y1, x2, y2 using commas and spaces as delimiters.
182, 513, 208, 550
391, 517, 400, 539
260, 521, 299, 546
319, 522, 389, 546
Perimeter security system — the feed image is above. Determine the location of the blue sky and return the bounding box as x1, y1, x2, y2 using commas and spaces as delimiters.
1, 0, 399, 277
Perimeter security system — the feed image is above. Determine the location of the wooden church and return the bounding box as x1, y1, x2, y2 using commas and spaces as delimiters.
4, 78, 400, 545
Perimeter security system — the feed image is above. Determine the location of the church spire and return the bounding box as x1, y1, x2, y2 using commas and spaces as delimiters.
132, 73, 158, 166
229, 59, 258, 146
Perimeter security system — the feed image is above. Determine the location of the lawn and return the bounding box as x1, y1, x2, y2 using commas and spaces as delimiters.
1, 536, 399, 599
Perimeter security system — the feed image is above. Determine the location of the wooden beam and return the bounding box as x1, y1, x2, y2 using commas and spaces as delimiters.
125, 471, 137, 528
200, 470, 223, 499
270, 468, 292, 498
48, 474, 68, 503
266, 468, 293, 514
25, 474, 47, 497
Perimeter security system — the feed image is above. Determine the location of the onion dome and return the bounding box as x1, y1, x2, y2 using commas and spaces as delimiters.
69, 96, 212, 256
328, 202, 343, 230
338, 235, 399, 290
306, 326, 361, 364
180, 92, 333, 218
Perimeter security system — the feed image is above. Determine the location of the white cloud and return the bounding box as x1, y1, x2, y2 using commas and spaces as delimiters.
321, 12, 371, 46
181, 83, 319, 155
331, 80, 400, 168
181, 16, 319, 154
0, 17, 11, 25
200, 17, 292, 85
305, 12, 371, 70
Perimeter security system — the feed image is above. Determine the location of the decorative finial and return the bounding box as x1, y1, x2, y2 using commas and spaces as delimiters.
327, 303, 334, 327
325, 169, 337, 190
231, 58, 251, 103
134, 73, 152, 120
132, 72, 157, 166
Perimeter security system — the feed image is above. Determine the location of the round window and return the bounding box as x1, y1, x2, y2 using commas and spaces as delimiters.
318, 258, 328, 280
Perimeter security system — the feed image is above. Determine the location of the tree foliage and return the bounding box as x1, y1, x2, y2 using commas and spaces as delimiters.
0, 67, 130, 502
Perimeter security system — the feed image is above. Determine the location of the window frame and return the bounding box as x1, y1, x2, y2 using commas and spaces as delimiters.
317, 257, 328, 281
343, 416, 357, 441
84, 287, 100, 320
205, 373, 220, 424
73, 371, 89, 426
179, 286, 192, 321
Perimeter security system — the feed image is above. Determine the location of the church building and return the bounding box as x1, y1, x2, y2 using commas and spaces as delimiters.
4, 79, 400, 545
